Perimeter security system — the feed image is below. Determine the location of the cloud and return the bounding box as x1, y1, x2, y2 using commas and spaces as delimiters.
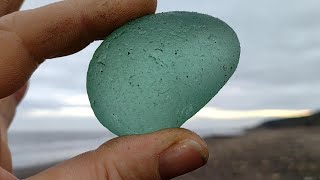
26, 106, 94, 118
11, 0, 320, 131
23, 104, 312, 121
196, 107, 312, 120
58, 94, 90, 106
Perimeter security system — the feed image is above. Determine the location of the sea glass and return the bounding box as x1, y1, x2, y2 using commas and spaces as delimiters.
87, 11, 240, 136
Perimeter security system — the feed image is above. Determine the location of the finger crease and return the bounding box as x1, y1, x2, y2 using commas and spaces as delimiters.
16, 33, 41, 66
113, 161, 126, 180
65, 1, 93, 44
0, 14, 41, 66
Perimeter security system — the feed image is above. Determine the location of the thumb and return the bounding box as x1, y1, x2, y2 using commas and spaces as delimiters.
27, 128, 209, 180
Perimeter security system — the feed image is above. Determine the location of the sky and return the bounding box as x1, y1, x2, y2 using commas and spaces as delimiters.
8, 0, 320, 132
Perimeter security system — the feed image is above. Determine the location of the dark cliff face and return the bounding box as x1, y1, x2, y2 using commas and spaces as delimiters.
257, 112, 320, 129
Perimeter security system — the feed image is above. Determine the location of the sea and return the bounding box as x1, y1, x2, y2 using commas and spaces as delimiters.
8, 119, 262, 170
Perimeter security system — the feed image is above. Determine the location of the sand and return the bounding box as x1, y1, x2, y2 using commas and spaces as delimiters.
177, 127, 320, 180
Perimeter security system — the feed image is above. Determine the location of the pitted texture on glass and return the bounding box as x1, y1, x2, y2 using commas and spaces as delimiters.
87, 11, 240, 136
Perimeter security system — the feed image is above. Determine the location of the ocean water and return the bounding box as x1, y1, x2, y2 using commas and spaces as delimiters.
9, 119, 261, 169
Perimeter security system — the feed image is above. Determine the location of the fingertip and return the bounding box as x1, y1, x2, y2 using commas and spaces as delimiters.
159, 139, 208, 179
0, 0, 158, 99
67, 0, 158, 40
96, 128, 209, 179
150, 128, 209, 155
148, 128, 209, 179
27, 128, 208, 180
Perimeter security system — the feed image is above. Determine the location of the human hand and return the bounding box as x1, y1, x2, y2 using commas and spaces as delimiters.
0, 0, 209, 179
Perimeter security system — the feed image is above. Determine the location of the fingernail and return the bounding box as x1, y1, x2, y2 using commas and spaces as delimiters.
159, 139, 208, 179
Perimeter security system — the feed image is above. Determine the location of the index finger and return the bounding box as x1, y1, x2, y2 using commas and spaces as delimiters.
0, 0, 157, 98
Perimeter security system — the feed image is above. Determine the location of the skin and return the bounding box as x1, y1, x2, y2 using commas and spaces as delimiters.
0, 0, 209, 179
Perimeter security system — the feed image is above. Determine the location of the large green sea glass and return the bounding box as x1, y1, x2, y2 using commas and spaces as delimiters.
87, 11, 240, 136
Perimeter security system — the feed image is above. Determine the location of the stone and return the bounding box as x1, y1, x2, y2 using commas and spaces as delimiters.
87, 11, 240, 136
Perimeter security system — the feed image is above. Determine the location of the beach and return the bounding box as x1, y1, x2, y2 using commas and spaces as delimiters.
12, 126, 320, 179
178, 127, 320, 180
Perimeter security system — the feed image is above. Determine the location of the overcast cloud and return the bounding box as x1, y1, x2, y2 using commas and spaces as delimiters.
9, 0, 320, 131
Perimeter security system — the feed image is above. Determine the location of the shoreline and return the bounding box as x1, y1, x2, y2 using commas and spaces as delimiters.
14, 127, 320, 179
